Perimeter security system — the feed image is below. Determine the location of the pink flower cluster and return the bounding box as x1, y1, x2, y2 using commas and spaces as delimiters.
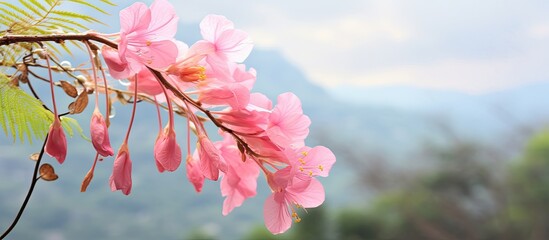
44, 0, 335, 234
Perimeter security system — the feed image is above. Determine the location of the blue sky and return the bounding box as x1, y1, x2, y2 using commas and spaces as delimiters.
164, 0, 549, 93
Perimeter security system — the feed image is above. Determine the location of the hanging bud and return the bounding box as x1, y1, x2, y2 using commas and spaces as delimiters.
154, 126, 182, 172
45, 119, 67, 164
90, 109, 114, 157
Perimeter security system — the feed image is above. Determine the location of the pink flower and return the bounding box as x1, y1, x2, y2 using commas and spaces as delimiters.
102, 0, 179, 79
217, 133, 260, 215
198, 83, 250, 110
109, 143, 133, 195
267, 93, 311, 149
199, 14, 253, 63
90, 109, 114, 157
154, 125, 182, 172
217, 93, 271, 134
197, 134, 227, 181
127, 68, 164, 96
198, 63, 256, 110
264, 177, 325, 234
186, 155, 205, 193
166, 41, 207, 82
45, 118, 67, 164
287, 146, 336, 179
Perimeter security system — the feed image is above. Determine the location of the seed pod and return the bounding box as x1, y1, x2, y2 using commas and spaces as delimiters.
39, 163, 59, 181
68, 91, 89, 114
60, 80, 78, 98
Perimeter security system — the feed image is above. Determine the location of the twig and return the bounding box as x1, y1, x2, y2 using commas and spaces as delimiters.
0, 134, 48, 239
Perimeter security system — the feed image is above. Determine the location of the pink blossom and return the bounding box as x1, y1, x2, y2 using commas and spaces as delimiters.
218, 108, 269, 134
267, 93, 311, 148
102, 0, 179, 79
264, 177, 325, 234
109, 143, 133, 195
198, 83, 250, 110
199, 14, 253, 63
186, 155, 205, 192
217, 133, 260, 215
90, 109, 114, 157
197, 134, 227, 181
154, 126, 182, 172
45, 118, 67, 164
166, 41, 208, 82
197, 63, 256, 110
127, 68, 163, 96
287, 146, 336, 179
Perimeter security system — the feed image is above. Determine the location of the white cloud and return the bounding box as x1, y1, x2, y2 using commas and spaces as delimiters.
168, 0, 549, 93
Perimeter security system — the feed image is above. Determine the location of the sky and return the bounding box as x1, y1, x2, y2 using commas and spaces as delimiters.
79, 0, 549, 94
162, 0, 549, 93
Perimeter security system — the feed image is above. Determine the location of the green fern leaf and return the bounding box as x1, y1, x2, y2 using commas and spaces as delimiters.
0, 0, 116, 58
50, 10, 101, 24
29, 0, 48, 13
99, 0, 116, 6
0, 73, 88, 143
17, 0, 44, 17
67, 0, 109, 15
60, 116, 89, 141
0, 73, 52, 143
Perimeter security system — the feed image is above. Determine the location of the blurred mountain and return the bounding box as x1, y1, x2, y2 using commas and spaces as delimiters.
330, 83, 549, 142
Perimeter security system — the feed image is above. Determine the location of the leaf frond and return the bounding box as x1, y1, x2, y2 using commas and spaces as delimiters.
0, 73, 53, 143
0, 0, 116, 58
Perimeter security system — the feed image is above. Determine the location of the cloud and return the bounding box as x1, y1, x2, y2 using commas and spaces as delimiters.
165, 0, 549, 92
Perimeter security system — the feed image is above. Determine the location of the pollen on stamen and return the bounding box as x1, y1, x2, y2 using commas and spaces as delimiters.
319, 165, 324, 171
299, 166, 304, 172
292, 211, 302, 223
179, 66, 206, 82
301, 151, 308, 156
146, 40, 151, 46
298, 158, 305, 165
308, 171, 313, 177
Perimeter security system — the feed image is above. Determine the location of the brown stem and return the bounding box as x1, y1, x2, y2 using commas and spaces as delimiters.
0, 134, 48, 239
1, 32, 261, 157
0, 33, 117, 49
147, 67, 262, 158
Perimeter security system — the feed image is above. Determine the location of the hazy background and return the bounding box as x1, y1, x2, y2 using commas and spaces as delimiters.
2, 0, 549, 239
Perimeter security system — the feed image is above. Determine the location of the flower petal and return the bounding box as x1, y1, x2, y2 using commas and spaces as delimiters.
264, 192, 292, 234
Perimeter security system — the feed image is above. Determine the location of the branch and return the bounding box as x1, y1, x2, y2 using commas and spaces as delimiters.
0, 33, 117, 49
0, 134, 48, 239
147, 67, 262, 158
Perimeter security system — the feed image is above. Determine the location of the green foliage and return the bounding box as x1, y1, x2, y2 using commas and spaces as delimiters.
242, 226, 290, 240
0, 73, 85, 143
0, 0, 115, 63
0, 73, 52, 143
291, 206, 330, 240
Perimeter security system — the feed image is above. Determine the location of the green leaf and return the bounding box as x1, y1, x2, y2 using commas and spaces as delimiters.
60, 116, 90, 141
50, 10, 101, 24
0, 0, 115, 57
18, 0, 44, 16
67, 0, 109, 15
0, 73, 52, 143
29, 0, 48, 12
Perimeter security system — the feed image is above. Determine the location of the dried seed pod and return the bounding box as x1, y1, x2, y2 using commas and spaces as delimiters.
29, 153, 40, 161
68, 91, 89, 114
60, 80, 78, 98
39, 163, 59, 181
